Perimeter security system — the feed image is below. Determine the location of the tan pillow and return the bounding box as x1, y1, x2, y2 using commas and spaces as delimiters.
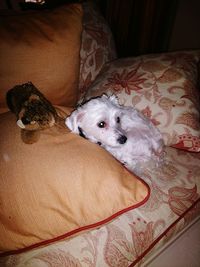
0, 4, 83, 113
0, 106, 149, 256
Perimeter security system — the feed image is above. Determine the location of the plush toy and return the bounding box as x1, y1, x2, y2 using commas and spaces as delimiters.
6, 82, 60, 144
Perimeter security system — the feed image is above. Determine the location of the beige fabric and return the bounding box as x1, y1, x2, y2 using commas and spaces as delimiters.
0, 4, 83, 113
0, 106, 149, 254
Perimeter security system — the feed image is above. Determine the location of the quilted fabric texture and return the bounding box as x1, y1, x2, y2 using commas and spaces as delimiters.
0, 4, 83, 113
0, 107, 149, 255
83, 50, 200, 152
78, 2, 117, 99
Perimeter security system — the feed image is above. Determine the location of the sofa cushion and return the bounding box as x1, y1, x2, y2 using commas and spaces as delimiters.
0, 3, 83, 113
0, 106, 149, 255
83, 50, 200, 152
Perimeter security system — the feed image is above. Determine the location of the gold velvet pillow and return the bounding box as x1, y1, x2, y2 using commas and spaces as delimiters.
0, 4, 83, 113
0, 107, 149, 256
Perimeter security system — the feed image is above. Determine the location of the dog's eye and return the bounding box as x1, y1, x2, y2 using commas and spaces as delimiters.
116, 117, 120, 123
21, 117, 31, 125
98, 121, 106, 128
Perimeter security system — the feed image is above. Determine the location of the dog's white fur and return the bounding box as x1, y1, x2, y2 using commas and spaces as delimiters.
66, 94, 164, 175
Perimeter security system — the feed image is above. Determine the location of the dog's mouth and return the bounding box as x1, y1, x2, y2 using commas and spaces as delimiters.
78, 126, 86, 139
78, 126, 102, 146
78, 127, 127, 146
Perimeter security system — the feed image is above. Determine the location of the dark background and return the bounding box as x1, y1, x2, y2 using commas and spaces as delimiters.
2, 0, 200, 57
97, 0, 200, 57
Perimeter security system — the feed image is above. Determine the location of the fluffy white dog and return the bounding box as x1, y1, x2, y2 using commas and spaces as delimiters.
65, 94, 164, 175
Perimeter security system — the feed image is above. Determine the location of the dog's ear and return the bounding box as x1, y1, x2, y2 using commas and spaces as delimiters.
101, 94, 119, 105
65, 109, 85, 134
108, 94, 119, 105
101, 93, 109, 99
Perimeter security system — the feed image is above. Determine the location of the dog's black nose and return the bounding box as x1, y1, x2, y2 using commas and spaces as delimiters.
117, 135, 127, 144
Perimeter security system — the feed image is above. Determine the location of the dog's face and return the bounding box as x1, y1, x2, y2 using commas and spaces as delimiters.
66, 95, 127, 147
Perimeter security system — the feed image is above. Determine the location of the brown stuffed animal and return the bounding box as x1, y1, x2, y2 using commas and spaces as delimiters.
6, 82, 60, 144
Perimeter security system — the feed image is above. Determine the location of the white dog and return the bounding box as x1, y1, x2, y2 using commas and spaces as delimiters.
65, 94, 164, 175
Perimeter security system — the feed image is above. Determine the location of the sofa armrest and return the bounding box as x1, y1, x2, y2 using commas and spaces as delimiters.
78, 1, 117, 99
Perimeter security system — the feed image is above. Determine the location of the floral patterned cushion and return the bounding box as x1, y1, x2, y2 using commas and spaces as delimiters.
78, 2, 117, 99
83, 50, 200, 152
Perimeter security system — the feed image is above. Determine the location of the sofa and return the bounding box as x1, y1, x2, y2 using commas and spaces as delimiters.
0, 1, 200, 266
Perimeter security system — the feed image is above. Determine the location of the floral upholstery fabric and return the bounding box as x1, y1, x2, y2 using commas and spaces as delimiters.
78, 2, 117, 99
83, 51, 200, 152
1, 147, 200, 266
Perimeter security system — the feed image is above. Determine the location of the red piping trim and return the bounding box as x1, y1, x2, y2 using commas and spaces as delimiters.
171, 144, 200, 153
129, 197, 200, 266
0, 177, 150, 257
